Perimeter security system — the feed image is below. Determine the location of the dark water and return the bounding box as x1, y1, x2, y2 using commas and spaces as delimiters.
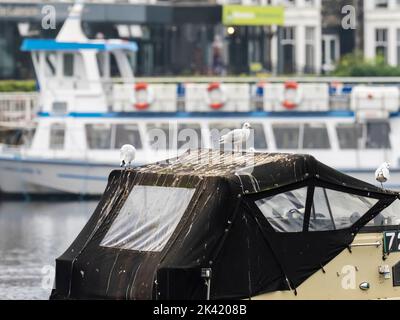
0, 201, 97, 300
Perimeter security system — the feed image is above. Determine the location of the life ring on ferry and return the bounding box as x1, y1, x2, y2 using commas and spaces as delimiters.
280, 81, 303, 110
134, 82, 154, 110
205, 82, 227, 110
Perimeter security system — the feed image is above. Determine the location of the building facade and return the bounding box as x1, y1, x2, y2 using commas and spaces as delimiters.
1, 0, 321, 79
364, 0, 400, 66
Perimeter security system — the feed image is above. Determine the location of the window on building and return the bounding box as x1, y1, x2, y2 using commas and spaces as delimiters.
177, 123, 202, 150
375, 28, 388, 63
49, 123, 65, 150
255, 187, 308, 232
100, 186, 196, 252
305, 27, 315, 74
86, 124, 112, 149
310, 188, 378, 231
280, 26, 296, 74
114, 124, 142, 149
273, 124, 300, 149
303, 123, 331, 149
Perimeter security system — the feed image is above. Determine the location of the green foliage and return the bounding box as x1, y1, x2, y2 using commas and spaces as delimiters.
333, 52, 400, 77
0, 80, 36, 92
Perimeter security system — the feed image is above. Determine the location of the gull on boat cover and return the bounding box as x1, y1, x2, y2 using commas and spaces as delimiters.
50, 150, 400, 300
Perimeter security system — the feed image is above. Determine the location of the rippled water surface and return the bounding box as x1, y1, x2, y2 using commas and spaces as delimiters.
0, 201, 97, 300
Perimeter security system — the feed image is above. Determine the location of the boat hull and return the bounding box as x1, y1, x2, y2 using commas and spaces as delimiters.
1, 156, 400, 196
0, 156, 115, 196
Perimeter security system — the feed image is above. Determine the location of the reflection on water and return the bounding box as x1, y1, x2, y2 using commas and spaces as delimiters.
0, 201, 97, 300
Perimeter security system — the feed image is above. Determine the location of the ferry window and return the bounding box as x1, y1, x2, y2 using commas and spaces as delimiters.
303, 123, 330, 149
49, 123, 65, 150
251, 123, 268, 149
100, 186, 195, 252
336, 123, 362, 149
177, 123, 202, 150
273, 124, 300, 149
114, 124, 142, 149
85, 124, 112, 149
311, 187, 378, 231
366, 121, 391, 149
45, 53, 56, 76
255, 187, 308, 232
366, 199, 400, 227
63, 53, 74, 77
147, 123, 173, 150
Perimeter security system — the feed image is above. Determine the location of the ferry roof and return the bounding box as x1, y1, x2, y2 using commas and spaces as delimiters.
21, 39, 138, 52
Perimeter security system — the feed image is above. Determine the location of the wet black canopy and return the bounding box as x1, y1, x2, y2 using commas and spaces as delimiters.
51, 150, 398, 299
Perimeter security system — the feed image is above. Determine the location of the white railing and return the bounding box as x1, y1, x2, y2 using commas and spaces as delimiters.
0, 93, 39, 129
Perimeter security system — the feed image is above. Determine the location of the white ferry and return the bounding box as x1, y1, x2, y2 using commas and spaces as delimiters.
1, 4, 400, 196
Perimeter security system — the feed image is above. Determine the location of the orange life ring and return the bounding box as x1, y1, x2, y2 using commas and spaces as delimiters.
134, 82, 153, 110
206, 82, 227, 110
281, 81, 302, 110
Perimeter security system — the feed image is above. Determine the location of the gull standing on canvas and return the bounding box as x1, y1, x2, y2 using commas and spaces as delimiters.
120, 144, 136, 169
219, 122, 252, 152
375, 162, 390, 188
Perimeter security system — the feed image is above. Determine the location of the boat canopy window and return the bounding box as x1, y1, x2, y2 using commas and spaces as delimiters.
255, 187, 308, 232
310, 187, 378, 231
255, 186, 379, 232
273, 123, 330, 149
336, 121, 391, 149
177, 123, 203, 149
49, 123, 65, 150
147, 123, 174, 150
100, 186, 195, 252
86, 123, 142, 150
367, 199, 400, 227
209, 122, 267, 150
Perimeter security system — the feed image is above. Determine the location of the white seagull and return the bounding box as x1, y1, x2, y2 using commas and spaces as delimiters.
120, 144, 136, 169
219, 122, 252, 152
375, 162, 390, 188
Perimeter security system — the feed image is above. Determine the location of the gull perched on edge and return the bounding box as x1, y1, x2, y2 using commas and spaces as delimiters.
375, 162, 390, 188
219, 122, 252, 152
120, 144, 136, 169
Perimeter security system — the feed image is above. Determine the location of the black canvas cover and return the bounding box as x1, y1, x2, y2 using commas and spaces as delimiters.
50, 150, 399, 300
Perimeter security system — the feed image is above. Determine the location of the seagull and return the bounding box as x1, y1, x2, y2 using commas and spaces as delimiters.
375, 162, 390, 188
120, 144, 136, 169
219, 122, 252, 152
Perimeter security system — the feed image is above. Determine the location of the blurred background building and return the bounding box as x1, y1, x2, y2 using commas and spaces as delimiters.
0, 0, 399, 79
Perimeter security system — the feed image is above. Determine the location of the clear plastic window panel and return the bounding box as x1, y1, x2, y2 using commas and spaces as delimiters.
367, 199, 400, 227
100, 186, 196, 252
255, 187, 308, 232
310, 187, 378, 231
